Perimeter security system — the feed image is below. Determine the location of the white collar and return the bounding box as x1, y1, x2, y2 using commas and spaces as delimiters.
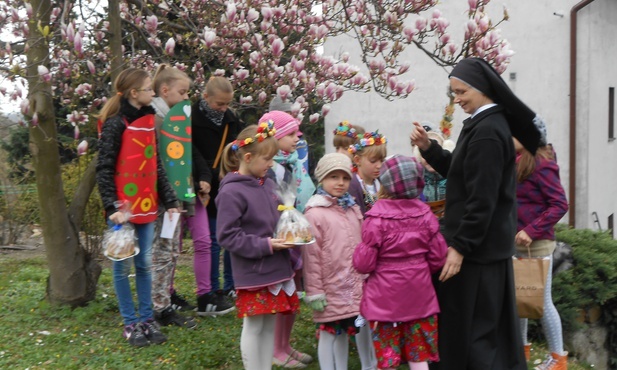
471, 103, 498, 118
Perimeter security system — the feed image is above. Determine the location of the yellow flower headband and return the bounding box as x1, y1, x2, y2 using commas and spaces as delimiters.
231, 120, 277, 151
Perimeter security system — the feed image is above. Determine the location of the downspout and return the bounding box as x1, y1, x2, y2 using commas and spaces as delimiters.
569, 0, 596, 227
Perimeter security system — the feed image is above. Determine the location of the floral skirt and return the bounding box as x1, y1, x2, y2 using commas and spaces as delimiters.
316, 316, 360, 338
370, 315, 439, 367
236, 287, 300, 318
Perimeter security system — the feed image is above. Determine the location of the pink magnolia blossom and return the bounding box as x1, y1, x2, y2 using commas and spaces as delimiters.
37, 65, 51, 83
258, 91, 268, 104
468, 0, 478, 12
415, 18, 427, 31
277, 85, 291, 101
271, 38, 284, 58
239, 95, 253, 104
66, 23, 75, 43
478, 16, 489, 32
74, 32, 83, 55
86, 60, 96, 75
165, 38, 175, 55
290, 102, 301, 116
261, 6, 273, 20
20, 99, 29, 115
73, 125, 80, 140
235, 69, 249, 80
145, 15, 158, 34
309, 113, 320, 124
31, 112, 39, 126
321, 104, 331, 117
203, 29, 217, 47
225, 3, 237, 22
75, 83, 92, 96
77, 140, 88, 156
246, 8, 259, 23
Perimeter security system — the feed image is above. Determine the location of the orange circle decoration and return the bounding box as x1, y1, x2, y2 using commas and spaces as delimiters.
140, 197, 153, 212
166, 141, 184, 159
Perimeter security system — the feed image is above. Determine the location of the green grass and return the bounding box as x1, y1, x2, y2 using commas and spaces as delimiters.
0, 255, 592, 369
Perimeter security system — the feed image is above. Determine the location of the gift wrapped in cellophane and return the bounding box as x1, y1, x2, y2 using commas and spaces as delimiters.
103, 201, 139, 261
274, 183, 315, 245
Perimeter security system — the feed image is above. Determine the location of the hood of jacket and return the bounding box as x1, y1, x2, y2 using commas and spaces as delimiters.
219, 172, 272, 190
366, 198, 430, 219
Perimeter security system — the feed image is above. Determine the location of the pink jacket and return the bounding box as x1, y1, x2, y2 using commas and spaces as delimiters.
353, 198, 447, 322
303, 194, 364, 323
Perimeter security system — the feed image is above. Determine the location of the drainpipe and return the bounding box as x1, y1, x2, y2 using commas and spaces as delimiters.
569, 0, 596, 227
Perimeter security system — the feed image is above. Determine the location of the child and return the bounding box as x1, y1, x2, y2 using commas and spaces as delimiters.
333, 121, 365, 213
353, 155, 448, 370
260, 110, 315, 368
303, 153, 366, 370
513, 131, 569, 369
348, 131, 387, 214
192, 76, 243, 307
412, 126, 455, 218
216, 122, 298, 370
96, 68, 180, 347
150, 64, 206, 328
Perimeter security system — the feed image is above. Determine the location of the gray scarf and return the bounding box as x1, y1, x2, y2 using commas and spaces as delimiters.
199, 99, 225, 126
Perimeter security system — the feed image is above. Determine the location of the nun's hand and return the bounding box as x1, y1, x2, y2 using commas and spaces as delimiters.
439, 247, 464, 282
410, 121, 431, 151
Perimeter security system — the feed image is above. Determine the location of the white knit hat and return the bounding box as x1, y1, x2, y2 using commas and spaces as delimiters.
314, 153, 353, 183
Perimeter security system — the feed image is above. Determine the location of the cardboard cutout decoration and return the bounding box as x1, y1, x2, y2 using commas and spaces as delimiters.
158, 101, 195, 203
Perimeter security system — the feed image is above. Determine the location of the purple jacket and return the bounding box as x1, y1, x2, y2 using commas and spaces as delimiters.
216, 173, 294, 289
353, 198, 447, 322
516, 157, 568, 241
349, 174, 366, 215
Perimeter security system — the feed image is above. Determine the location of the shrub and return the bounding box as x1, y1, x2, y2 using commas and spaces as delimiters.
528, 227, 617, 368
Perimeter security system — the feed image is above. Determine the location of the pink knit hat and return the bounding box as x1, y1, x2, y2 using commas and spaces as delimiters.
259, 111, 302, 140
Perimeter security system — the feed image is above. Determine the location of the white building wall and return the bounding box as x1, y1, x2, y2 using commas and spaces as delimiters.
577, 1, 617, 231
323, 0, 616, 231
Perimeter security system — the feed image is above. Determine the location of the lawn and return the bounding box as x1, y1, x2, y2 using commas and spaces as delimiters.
0, 253, 591, 369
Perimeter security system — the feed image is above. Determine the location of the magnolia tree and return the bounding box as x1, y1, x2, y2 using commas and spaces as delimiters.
0, 0, 511, 305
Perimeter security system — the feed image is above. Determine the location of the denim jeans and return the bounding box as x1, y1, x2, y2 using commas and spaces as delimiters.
209, 217, 234, 291
111, 221, 154, 325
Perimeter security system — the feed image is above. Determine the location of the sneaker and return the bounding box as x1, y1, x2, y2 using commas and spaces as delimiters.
123, 323, 149, 347
170, 291, 196, 311
535, 352, 568, 370
197, 292, 236, 316
142, 319, 168, 344
155, 306, 197, 329
224, 289, 238, 299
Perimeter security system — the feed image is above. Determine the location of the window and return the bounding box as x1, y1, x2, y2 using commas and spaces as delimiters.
610, 87, 615, 141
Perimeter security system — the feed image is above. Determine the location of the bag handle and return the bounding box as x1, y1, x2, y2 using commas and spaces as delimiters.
212, 124, 229, 170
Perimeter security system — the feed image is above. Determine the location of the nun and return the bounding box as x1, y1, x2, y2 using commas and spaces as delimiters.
410, 57, 541, 370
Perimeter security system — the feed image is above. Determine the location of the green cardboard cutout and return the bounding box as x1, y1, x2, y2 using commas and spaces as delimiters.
159, 100, 195, 203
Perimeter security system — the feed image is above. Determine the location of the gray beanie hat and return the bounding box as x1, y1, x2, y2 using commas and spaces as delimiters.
315, 153, 353, 183
269, 95, 293, 112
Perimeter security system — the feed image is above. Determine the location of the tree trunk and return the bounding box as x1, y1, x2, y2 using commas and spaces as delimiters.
26, 0, 100, 306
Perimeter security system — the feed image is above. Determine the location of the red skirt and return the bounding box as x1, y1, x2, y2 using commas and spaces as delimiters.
236, 287, 300, 318
371, 315, 439, 367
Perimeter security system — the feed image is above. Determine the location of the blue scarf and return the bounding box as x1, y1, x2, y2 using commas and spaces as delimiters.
316, 186, 356, 210
273, 150, 316, 212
